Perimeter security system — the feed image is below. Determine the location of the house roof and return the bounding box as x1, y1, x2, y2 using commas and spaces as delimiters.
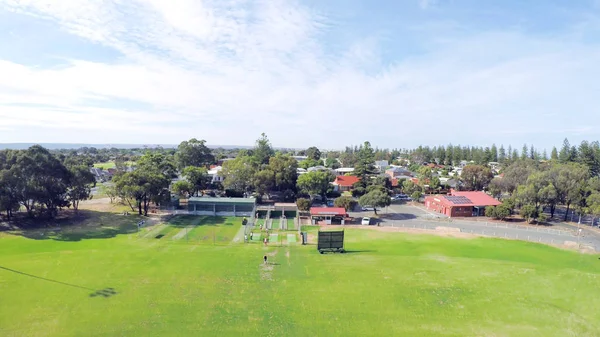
310, 207, 347, 216
429, 191, 501, 207
333, 175, 360, 187
450, 191, 501, 206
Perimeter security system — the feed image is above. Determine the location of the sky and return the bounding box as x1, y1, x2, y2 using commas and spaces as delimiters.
0, 0, 599, 150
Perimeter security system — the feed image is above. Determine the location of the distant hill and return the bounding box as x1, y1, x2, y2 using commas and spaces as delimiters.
0, 143, 256, 150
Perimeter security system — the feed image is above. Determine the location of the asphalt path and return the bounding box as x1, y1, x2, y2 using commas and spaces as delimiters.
350, 202, 600, 251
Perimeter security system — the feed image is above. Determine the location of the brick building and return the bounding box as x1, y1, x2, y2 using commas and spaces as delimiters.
424, 191, 501, 217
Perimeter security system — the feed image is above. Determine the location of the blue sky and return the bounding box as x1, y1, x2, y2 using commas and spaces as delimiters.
0, 0, 599, 150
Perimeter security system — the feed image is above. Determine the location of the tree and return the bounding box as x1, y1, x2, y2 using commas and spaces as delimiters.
460, 165, 493, 191
551, 147, 559, 161
221, 156, 256, 194
325, 157, 341, 169
511, 148, 519, 162
13, 145, 71, 217
550, 163, 589, 221
114, 168, 170, 216
171, 180, 193, 198
67, 165, 96, 212
253, 133, 275, 166
137, 152, 177, 179
306, 147, 321, 161
296, 198, 311, 212
268, 154, 298, 191
334, 196, 357, 211
358, 190, 391, 215
559, 138, 571, 162
354, 141, 376, 177
498, 145, 506, 163
182, 166, 209, 196
296, 171, 334, 197
529, 144, 535, 160
521, 144, 528, 160
175, 138, 214, 170
253, 169, 275, 197
402, 179, 421, 196
578, 140, 600, 176
491, 144, 498, 162
0, 169, 20, 219
429, 176, 441, 192
299, 158, 323, 170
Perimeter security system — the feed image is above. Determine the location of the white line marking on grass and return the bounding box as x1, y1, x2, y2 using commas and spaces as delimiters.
142, 224, 166, 238
172, 226, 194, 240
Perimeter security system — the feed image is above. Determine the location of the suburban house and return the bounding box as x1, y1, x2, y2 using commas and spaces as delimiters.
292, 155, 308, 162
385, 167, 412, 179
424, 190, 501, 217
297, 168, 307, 175
334, 167, 355, 176
332, 175, 360, 192
374, 160, 389, 172
207, 166, 223, 184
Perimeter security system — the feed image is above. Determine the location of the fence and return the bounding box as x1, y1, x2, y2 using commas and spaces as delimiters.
386, 221, 598, 252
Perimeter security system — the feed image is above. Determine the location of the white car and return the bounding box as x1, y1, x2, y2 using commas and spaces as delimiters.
361, 217, 371, 225
362, 206, 375, 211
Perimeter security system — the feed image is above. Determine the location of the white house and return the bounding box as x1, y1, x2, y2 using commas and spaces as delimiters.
208, 166, 223, 183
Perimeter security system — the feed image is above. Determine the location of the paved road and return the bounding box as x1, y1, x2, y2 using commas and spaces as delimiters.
353, 202, 600, 251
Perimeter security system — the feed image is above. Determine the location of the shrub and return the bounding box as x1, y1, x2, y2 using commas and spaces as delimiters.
411, 191, 422, 202
520, 204, 538, 223
485, 206, 497, 218
296, 198, 311, 212
495, 205, 511, 220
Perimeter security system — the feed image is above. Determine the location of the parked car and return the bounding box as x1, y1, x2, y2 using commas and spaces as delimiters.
362, 206, 375, 211
361, 217, 371, 225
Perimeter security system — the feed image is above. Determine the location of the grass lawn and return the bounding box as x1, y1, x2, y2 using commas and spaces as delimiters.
93, 161, 135, 170
1, 223, 600, 336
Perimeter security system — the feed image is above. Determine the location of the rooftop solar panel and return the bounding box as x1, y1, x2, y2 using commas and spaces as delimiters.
445, 196, 473, 204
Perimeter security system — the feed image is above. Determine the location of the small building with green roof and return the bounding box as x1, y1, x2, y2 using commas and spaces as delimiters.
187, 197, 256, 217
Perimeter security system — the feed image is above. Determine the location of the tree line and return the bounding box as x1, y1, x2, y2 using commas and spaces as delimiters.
4, 135, 600, 223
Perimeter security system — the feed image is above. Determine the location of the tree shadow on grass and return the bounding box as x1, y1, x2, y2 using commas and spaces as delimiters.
8, 210, 142, 242
0, 265, 116, 298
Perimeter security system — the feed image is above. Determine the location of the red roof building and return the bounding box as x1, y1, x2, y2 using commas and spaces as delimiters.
332, 176, 360, 192
309, 207, 348, 225
424, 191, 501, 217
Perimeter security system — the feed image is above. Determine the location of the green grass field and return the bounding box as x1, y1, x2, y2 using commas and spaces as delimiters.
1, 220, 600, 336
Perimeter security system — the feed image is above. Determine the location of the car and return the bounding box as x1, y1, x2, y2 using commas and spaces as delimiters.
362, 206, 375, 211
361, 217, 371, 225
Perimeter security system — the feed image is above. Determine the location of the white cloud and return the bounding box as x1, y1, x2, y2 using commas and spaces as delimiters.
0, 0, 599, 149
